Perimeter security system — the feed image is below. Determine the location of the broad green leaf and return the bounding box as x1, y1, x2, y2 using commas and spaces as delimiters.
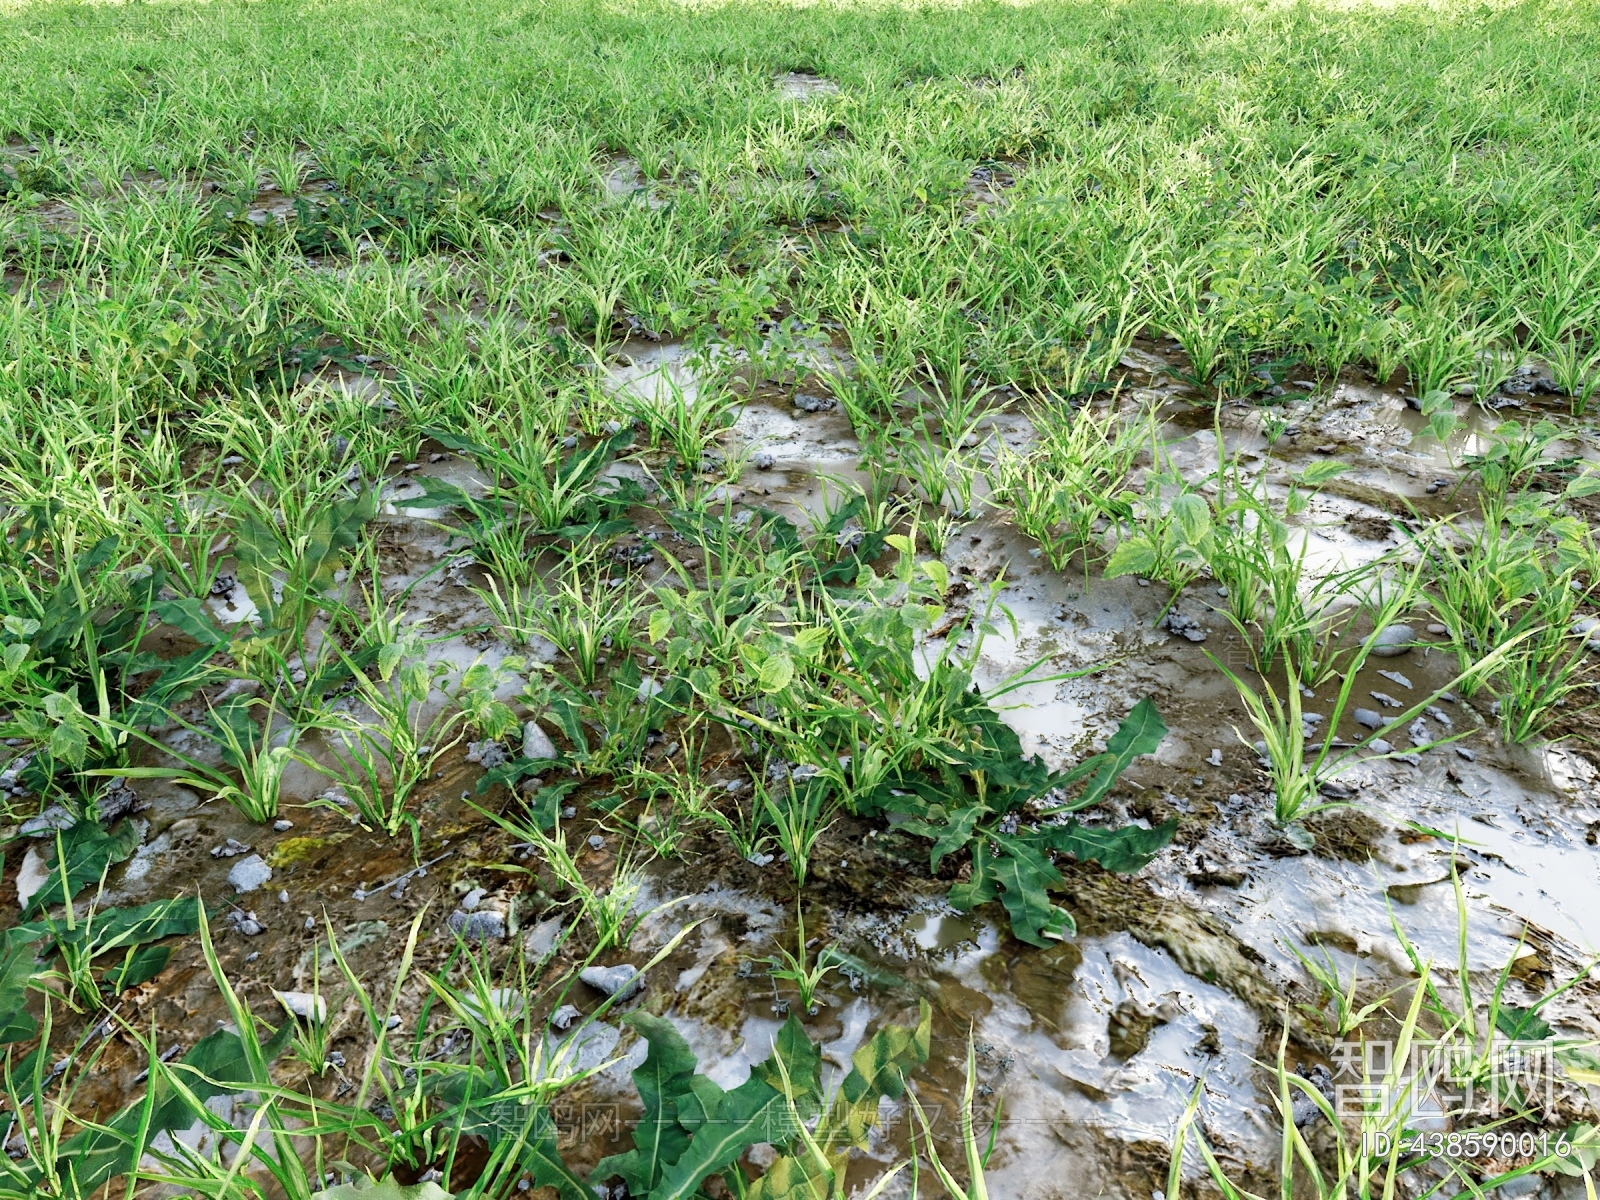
1565, 470, 1600, 499
1051, 698, 1167, 814
1040, 905, 1077, 941
993, 851, 1064, 948
0, 943, 38, 1043
750, 1014, 822, 1100
24, 821, 141, 915
1103, 537, 1157, 578
54, 895, 204, 956
150, 598, 226, 646
101, 944, 171, 991
746, 1149, 833, 1200
946, 842, 999, 912
517, 1117, 593, 1200
840, 999, 931, 1106
595, 1013, 702, 1196
38, 1022, 294, 1192
652, 1017, 819, 1200
1170, 493, 1212, 547
758, 652, 794, 694
1042, 818, 1178, 873
1494, 1004, 1553, 1041
927, 805, 983, 870
649, 609, 672, 644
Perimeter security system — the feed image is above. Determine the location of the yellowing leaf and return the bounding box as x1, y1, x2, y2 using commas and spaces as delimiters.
649, 609, 672, 644
758, 652, 794, 694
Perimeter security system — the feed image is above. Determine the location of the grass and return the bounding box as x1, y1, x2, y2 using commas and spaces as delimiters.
3, 0, 1600, 1193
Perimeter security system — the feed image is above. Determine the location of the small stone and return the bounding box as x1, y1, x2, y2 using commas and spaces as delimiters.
228, 855, 272, 893
1408, 719, 1430, 745
579, 964, 645, 1001
273, 819, 293, 832
1370, 691, 1402, 709
274, 990, 327, 1022
524, 917, 565, 960
460, 887, 486, 912
1426, 623, 1449, 635
751, 451, 776, 470
1206, 748, 1223, 767
211, 838, 252, 859
1136, 578, 1151, 587
19, 805, 77, 836
278, 890, 289, 903
1455, 747, 1476, 762
97, 779, 141, 823
1369, 739, 1393, 754
549, 1004, 581, 1030
305, 916, 317, 931
1353, 708, 1384, 730
447, 910, 506, 942
1369, 625, 1414, 657
793, 393, 837, 413
587, 835, 606, 850
466, 740, 509, 770
1376, 670, 1412, 689
637, 677, 664, 702
229, 911, 267, 937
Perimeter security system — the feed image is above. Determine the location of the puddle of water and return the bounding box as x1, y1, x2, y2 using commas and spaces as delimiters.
604, 341, 710, 407
905, 910, 978, 953
775, 72, 839, 102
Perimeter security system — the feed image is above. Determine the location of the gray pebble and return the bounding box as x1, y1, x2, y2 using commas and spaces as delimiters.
228, 855, 273, 893
1455, 747, 1476, 762
1353, 708, 1384, 730
549, 1004, 581, 1030
751, 451, 776, 470
522, 720, 558, 762
579, 964, 645, 1001
229, 911, 267, 937
447, 909, 506, 942
1376, 670, 1412, 689
1369, 625, 1414, 657
1369, 739, 1393, 754
273, 819, 293, 832
1370, 691, 1401, 708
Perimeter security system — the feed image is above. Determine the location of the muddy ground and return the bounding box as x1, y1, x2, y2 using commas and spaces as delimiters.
5, 334, 1600, 1200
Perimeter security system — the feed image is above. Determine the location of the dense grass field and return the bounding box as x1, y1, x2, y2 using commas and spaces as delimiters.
3, 0, 1600, 1196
